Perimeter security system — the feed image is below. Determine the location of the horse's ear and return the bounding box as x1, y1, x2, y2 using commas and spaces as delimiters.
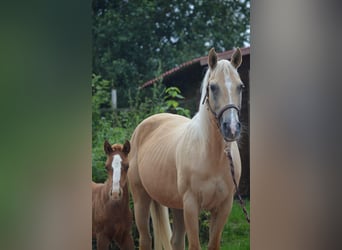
231, 48, 242, 68
104, 140, 113, 155
208, 48, 217, 70
123, 140, 131, 155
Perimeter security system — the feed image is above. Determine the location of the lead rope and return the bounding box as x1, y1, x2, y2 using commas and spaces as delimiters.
224, 144, 250, 224
203, 85, 250, 223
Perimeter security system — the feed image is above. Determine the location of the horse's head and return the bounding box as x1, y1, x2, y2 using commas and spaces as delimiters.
204, 48, 244, 142
103, 140, 131, 200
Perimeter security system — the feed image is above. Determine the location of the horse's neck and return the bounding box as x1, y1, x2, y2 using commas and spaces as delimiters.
99, 180, 111, 203
199, 105, 224, 144
184, 104, 225, 164
120, 184, 130, 206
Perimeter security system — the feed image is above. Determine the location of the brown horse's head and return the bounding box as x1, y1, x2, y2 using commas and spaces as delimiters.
103, 140, 131, 200
205, 48, 243, 141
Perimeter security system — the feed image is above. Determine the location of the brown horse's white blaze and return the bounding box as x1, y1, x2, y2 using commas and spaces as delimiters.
103, 140, 130, 201
110, 154, 123, 200
128, 47, 244, 250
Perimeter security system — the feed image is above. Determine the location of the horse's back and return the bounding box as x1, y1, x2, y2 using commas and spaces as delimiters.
131, 113, 189, 145
129, 113, 190, 209
92, 181, 106, 228
130, 113, 189, 156
92, 181, 100, 188
92, 181, 104, 195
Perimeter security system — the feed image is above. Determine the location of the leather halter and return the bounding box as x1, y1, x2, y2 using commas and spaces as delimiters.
201, 83, 241, 123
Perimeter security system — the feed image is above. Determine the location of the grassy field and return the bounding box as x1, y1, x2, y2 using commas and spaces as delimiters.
201, 199, 250, 250
94, 199, 250, 250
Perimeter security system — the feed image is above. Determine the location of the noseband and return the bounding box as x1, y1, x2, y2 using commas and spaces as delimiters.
202, 83, 240, 123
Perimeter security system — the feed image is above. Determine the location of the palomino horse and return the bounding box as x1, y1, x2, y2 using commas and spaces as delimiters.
128, 48, 244, 250
92, 140, 134, 250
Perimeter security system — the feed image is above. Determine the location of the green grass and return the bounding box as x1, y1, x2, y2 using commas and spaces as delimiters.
95, 199, 250, 250
201, 199, 250, 250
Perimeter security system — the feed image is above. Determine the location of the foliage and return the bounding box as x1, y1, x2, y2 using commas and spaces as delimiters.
199, 211, 210, 245
92, 74, 190, 183
161, 86, 190, 117
92, 0, 250, 107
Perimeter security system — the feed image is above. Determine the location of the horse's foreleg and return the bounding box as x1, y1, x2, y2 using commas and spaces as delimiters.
133, 192, 152, 250
117, 231, 135, 250
171, 208, 185, 250
129, 174, 152, 249
183, 192, 201, 250
128, 158, 152, 250
96, 233, 110, 250
207, 197, 233, 250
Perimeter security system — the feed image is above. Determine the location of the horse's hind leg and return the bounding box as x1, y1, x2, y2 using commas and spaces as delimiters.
171, 208, 185, 250
96, 233, 110, 250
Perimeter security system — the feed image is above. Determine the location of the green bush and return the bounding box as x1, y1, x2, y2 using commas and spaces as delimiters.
92, 74, 190, 182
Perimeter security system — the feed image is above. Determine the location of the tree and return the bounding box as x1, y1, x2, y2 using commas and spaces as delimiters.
92, 0, 250, 107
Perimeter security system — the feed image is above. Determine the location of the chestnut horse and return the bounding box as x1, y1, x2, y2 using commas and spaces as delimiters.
128, 48, 244, 250
92, 140, 134, 250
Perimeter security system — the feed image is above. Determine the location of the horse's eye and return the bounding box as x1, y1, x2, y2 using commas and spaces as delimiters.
122, 164, 129, 172
210, 84, 218, 93
238, 84, 245, 92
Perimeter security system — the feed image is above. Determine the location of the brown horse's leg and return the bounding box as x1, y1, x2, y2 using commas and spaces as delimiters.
171, 208, 185, 250
183, 191, 201, 250
96, 233, 110, 250
207, 196, 233, 250
116, 231, 135, 250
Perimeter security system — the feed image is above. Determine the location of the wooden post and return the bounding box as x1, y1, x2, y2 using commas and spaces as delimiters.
111, 89, 117, 109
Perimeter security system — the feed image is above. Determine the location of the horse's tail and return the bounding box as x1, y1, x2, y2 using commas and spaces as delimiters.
150, 200, 172, 250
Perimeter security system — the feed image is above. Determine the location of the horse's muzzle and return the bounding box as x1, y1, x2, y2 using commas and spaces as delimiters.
110, 188, 123, 200
220, 119, 241, 141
